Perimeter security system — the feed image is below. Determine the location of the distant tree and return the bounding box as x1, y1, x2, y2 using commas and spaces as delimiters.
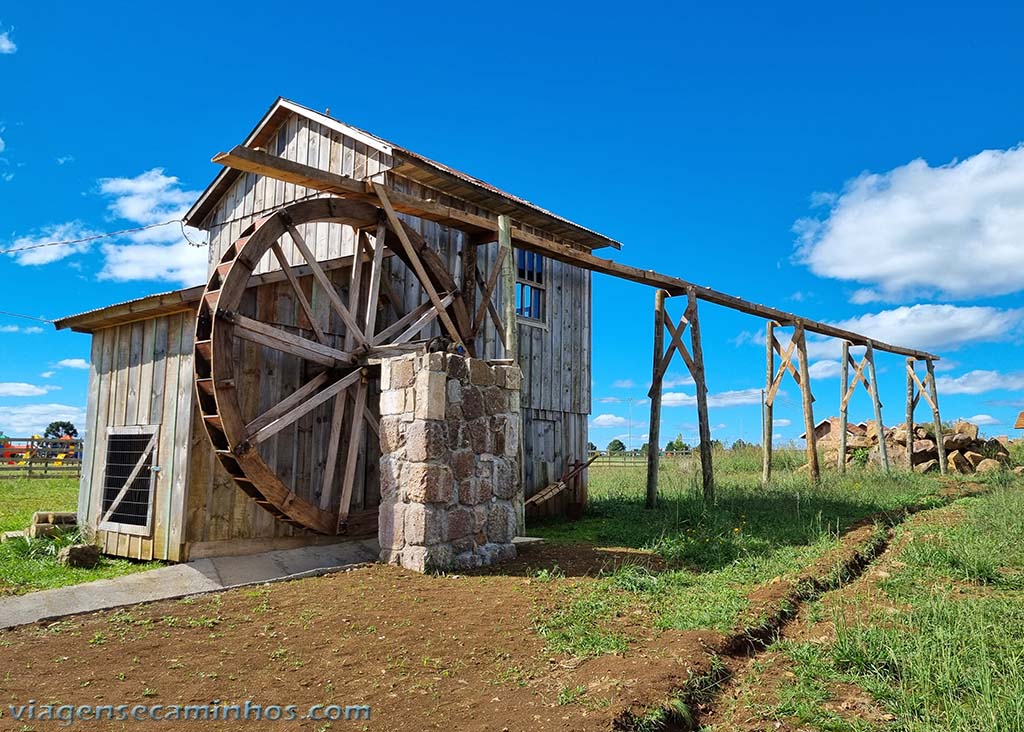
607, 438, 626, 453
708, 439, 724, 450
665, 434, 691, 452
587, 441, 597, 453
731, 439, 751, 450
639, 442, 649, 455
44, 421, 78, 439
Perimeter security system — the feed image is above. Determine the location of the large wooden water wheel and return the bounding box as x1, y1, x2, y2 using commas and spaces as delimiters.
193, 196, 473, 534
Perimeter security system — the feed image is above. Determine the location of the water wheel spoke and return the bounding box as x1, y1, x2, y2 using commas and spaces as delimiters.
364, 220, 387, 339
245, 370, 332, 438
281, 213, 370, 348
227, 311, 355, 367
270, 241, 327, 343
247, 368, 363, 446
337, 379, 369, 528
319, 389, 350, 511
371, 293, 454, 347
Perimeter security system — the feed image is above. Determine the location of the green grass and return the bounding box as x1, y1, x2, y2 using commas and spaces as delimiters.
0, 477, 160, 595
767, 480, 1024, 731
529, 448, 947, 656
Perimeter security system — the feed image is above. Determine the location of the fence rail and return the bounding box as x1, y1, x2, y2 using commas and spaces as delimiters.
0, 437, 83, 479
588, 450, 693, 467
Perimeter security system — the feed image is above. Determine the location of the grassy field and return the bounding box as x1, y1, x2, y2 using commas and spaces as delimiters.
528, 447, 974, 656
0, 477, 160, 595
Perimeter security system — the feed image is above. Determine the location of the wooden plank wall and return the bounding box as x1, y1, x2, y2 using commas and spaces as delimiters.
199, 109, 592, 510
79, 311, 193, 561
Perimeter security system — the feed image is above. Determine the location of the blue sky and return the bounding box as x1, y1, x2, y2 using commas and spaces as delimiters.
1, 1, 1023, 446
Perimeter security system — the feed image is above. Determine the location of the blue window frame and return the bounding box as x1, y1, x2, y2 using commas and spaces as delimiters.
515, 250, 546, 323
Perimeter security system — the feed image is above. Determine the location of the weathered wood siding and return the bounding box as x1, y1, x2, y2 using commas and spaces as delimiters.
78, 311, 194, 561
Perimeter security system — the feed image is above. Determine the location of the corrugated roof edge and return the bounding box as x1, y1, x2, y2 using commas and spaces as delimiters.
53, 286, 204, 334
184, 97, 621, 250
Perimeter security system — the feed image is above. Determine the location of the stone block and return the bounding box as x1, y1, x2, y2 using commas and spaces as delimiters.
947, 450, 973, 474
466, 420, 491, 454
380, 359, 391, 391
426, 352, 446, 372
468, 358, 495, 386
414, 370, 446, 420
400, 546, 428, 573
379, 455, 402, 499
953, 420, 980, 441
491, 458, 517, 500
486, 503, 516, 543
406, 421, 448, 462
500, 365, 522, 391
461, 386, 484, 421
446, 507, 474, 541
56, 544, 100, 569
423, 544, 454, 572
446, 379, 462, 404
404, 462, 454, 504
964, 450, 986, 468
391, 358, 415, 389
976, 458, 1004, 474
447, 356, 468, 381
380, 389, 405, 416
914, 458, 939, 474
379, 416, 405, 454
404, 503, 445, 546
482, 386, 508, 416
451, 449, 477, 480
454, 550, 482, 570
378, 498, 406, 550
472, 505, 489, 533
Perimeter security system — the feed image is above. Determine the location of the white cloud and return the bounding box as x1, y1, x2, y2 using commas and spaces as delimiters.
663, 373, 695, 388
807, 360, 843, 379
0, 403, 86, 436
56, 358, 89, 370
0, 382, 60, 397
99, 240, 207, 287
6, 221, 99, 265
0, 324, 45, 335
56, 155, 74, 165
795, 145, 1024, 301
612, 379, 635, 389
597, 396, 623, 404
0, 29, 15, 54
935, 370, 1024, 395
773, 418, 792, 427
592, 413, 629, 428
40, 371, 55, 378
663, 388, 764, 408
0, 135, 5, 153
962, 414, 1000, 425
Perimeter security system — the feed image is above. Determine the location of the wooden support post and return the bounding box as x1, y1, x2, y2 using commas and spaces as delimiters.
926, 358, 947, 475
461, 236, 477, 335
688, 288, 715, 502
795, 324, 820, 482
762, 321, 774, 484
865, 342, 889, 472
838, 341, 850, 473
906, 358, 915, 471
498, 215, 517, 360
646, 289, 667, 508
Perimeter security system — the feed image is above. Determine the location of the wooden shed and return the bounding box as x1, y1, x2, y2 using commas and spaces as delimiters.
55, 98, 618, 561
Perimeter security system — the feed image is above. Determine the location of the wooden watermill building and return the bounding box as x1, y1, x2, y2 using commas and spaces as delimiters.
55, 98, 617, 562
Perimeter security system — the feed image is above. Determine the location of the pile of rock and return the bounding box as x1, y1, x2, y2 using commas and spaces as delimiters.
830, 420, 1017, 475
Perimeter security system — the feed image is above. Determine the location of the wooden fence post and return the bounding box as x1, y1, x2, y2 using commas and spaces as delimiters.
688, 287, 715, 502
646, 289, 667, 509
906, 358, 915, 471
794, 323, 820, 481
498, 214, 525, 534
926, 358, 947, 475
762, 321, 774, 484
865, 342, 889, 472
838, 340, 850, 473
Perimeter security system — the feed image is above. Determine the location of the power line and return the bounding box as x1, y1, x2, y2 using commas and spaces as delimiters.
0, 310, 52, 323
0, 220, 207, 256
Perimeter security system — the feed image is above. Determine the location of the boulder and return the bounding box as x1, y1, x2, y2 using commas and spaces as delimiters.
846, 435, 872, 449
890, 425, 910, 446
866, 422, 882, 444
943, 433, 974, 452
914, 459, 939, 474
914, 426, 930, 440
975, 458, 1004, 474
56, 544, 100, 569
964, 451, 986, 468
910, 439, 938, 465
953, 421, 980, 441
1014, 466, 1024, 476
947, 450, 973, 475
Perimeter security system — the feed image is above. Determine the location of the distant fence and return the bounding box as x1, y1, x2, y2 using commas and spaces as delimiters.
588, 450, 693, 468
0, 437, 83, 479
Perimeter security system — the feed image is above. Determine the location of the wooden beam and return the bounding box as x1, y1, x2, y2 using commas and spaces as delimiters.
269, 242, 326, 343
337, 378, 369, 530
906, 358, 915, 472
371, 294, 454, 347
865, 342, 889, 472
795, 324, 820, 482
245, 370, 332, 438
363, 218, 387, 338
319, 391, 348, 511
687, 288, 715, 501
926, 358, 948, 475
762, 321, 774, 484
474, 265, 507, 348
247, 370, 361, 446
499, 215, 517, 361
470, 246, 507, 340
213, 145, 940, 360
224, 311, 355, 367
838, 341, 850, 474
646, 289, 667, 509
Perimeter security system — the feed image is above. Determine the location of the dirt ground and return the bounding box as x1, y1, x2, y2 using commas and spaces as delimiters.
0, 489, 983, 732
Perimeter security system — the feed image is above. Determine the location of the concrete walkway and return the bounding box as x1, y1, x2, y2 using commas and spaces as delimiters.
0, 538, 379, 630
